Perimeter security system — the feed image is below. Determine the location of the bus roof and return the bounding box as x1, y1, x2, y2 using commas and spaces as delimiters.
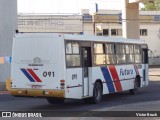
15, 33, 145, 44
64, 34, 145, 44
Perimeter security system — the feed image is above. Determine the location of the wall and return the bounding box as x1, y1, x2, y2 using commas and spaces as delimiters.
0, 0, 17, 82
140, 24, 160, 57
18, 14, 83, 34
83, 23, 94, 35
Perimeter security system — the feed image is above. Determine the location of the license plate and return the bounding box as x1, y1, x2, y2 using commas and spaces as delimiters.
31, 85, 42, 89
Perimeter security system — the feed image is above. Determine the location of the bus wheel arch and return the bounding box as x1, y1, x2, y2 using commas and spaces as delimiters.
129, 76, 140, 95
136, 75, 141, 87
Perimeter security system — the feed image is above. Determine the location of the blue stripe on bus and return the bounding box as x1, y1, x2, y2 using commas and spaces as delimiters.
20, 68, 35, 82
101, 66, 115, 93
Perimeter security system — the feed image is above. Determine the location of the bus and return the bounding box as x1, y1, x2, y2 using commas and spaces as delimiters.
6, 33, 149, 104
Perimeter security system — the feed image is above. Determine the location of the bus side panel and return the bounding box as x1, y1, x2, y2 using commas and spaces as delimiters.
136, 64, 143, 87
138, 64, 149, 87
91, 67, 109, 95
91, 65, 139, 95
145, 64, 149, 86
65, 68, 82, 99
119, 79, 134, 91
115, 65, 136, 91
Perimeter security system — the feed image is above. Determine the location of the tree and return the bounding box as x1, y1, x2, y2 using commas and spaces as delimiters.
141, 0, 160, 11
154, 0, 160, 10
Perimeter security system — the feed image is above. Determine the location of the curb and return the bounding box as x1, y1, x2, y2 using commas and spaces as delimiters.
0, 91, 10, 95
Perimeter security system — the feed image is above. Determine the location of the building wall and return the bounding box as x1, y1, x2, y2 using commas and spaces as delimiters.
140, 24, 160, 65
140, 24, 160, 56
95, 23, 122, 36
83, 23, 93, 35
18, 14, 83, 34
0, 0, 17, 82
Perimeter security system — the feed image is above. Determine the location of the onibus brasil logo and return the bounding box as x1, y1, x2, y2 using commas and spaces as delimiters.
1, 112, 42, 117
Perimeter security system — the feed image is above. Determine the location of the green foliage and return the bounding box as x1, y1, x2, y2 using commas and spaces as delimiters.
154, 0, 160, 10
141, 0, 160, 11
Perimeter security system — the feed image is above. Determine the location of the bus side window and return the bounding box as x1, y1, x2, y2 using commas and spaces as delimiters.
66, 42, 72, 54
116, 44, 126, 64
72, 42, 79, 54
126, 45, 134, 63
106, 44, 116, 64
134, 45, 142, 63
94, 43, 105, 65
66, 42, 80, 67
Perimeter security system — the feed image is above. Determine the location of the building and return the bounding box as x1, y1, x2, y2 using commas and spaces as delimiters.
91, 10, 160, 65
0, 0, 17, 82
18, 14, 83, 34
18, 9, 160, 65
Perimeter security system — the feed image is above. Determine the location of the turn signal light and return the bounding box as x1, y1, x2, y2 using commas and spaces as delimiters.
60, 79, 65, 89
60, 80, 65, 82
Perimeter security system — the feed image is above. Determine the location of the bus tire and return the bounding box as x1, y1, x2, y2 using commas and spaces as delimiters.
47, 97, 65, 104
92, 82, 102, 104
129, 78, 139, 95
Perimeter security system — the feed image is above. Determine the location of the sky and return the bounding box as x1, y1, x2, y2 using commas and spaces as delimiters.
18, 0, 123, 14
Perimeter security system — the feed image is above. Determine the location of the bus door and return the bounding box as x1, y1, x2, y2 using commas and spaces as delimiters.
142, 48, 149, 86
81, 47, 92, 97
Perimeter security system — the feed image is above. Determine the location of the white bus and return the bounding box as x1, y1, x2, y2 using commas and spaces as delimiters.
7, 33, 149, 104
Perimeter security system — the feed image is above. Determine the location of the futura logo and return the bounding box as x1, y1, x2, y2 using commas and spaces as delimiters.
120, 68, 133, 76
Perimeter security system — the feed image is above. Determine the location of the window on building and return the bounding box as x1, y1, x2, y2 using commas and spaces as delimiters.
96, 33, 102, 36
94, 43, 105, 65
103, 29, 109, 36
111, 29, 122, 36
83, 14, 92, 22
140, 29, 147, 36
66, 42, 80, 67
111, 29, 117, 36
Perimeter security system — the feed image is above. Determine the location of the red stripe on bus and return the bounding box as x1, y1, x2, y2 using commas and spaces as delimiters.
27, 69, 42, 82
109, 66, 122, 92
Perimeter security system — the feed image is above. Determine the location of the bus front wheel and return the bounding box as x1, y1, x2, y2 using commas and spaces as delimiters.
47, 97, 65, 104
